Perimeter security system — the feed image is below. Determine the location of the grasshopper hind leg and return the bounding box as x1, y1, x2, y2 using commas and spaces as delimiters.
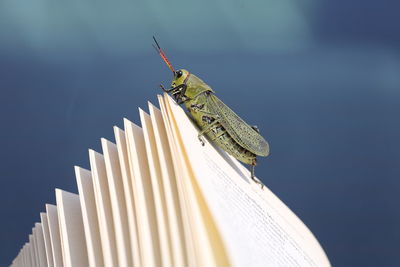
250, 158, 264, 189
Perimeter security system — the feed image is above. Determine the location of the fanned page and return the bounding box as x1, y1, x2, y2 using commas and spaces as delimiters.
101, 138, 133, 267
32, 226, 40, 266
148, 102, 187, 267
114, 126, 141, 267
157, 95, 198, 267
45, 204, 63, 267
139, 108, 173, 267
40, 212, 54, 267
124, 118, 161, 267
75, 166, 104, 267
55, 189, 89, 267
34, 222, 48, 267
159, 96, 230, 267
29, 235, 36, 266
162, 94, 331, 267
89, 149, 118, 267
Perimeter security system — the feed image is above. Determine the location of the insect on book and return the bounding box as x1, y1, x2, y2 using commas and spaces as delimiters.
10, 94, 331, 267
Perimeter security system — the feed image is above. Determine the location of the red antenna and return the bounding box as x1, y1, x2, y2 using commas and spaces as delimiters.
153, 36, 175, 73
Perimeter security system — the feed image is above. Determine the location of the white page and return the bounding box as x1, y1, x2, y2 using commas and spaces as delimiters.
124, 118, 161, 267
25, 244, 29, 267
157, 95, 199, 267
25, 243, 31, 267
55, 189, 89, 267
26, 243, 31, 267
35, 223, 48, 267
26, 243, 33, 267
101, 138, 132, 267
164, 95, 331, 267
32, 226, 40, 267
28, 234, 37, 267
89, 149, 118, 267
75, 166, 104, 267
45, 204, 63, 267
27, 243, 32, 267
22, 244, 27, 267
26, 242, 35, 266
113, 127, 141, 267
161, 95, 231, 267
139, 108, 173, 267
40, 212, 54, 267
148, 102, 187, 267
28, 243, 34, 267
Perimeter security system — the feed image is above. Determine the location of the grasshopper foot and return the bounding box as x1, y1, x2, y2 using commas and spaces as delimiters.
251, 164, 264, 189
160, 84, 167, 92
251, 125, 260, 133
198, 135, 205, 146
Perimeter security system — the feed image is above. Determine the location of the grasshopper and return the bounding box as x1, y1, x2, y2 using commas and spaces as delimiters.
153, 37, 270, 186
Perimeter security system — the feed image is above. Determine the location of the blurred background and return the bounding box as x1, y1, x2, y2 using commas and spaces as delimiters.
0, 0, 399, 266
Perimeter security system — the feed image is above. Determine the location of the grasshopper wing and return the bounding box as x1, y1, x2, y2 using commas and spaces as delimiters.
206, 94, 270, 157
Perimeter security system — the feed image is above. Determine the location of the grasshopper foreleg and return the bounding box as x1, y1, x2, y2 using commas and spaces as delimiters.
160, 84, 186, 94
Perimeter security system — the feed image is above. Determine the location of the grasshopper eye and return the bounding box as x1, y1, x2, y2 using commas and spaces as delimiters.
175, 70, 183, 78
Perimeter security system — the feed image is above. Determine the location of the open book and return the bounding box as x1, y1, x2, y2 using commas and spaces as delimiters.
11, 94, 330, 267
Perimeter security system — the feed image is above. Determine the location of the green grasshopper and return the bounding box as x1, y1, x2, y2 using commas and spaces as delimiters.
153, 37, 270, 185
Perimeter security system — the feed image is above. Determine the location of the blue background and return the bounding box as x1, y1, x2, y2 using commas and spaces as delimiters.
1, 0, 399, 266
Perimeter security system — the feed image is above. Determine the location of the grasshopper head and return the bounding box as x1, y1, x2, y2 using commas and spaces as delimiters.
171, 69, 190, 87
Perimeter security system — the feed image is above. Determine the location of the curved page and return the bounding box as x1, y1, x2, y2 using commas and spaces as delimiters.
163, 94, 331, 267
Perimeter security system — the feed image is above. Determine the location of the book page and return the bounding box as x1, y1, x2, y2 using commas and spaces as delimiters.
75, 166, 104, 267
27, 243, 34, 267
25, 243, 31, 267
124, 118, 161, 267
157, 95, 198, 267
89, 149, 118, 267
35, 222, 48, 267
148, 102, 187, 267
23, 245, 27, 267
40, 212, 54, 267
139, 108, 173, 267
25, 243, 32, 267
29, 234, 38, 267
45, 204, 63, 267
164, 94, 331, 267
55, 189, 89, 267
160, 95, 231, 267
32, 226, 40, 267
101, 138, 133, 267
114, 127, 141, 267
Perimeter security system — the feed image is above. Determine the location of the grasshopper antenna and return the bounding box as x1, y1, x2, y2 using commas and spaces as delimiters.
153, 36, 175, 73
